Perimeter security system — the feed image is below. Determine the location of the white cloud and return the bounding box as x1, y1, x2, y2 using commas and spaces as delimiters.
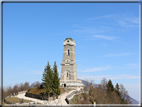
127, 63, 139, 68
102, 14, 118, 18
124, 84, 140, 88
94, 35, 118, 41
118, 21, 139, 27
88, 13, 139, 28
126, 17, 139, 24
118, 17, 139, 27
127, 76, 140, 79
78, 75, 112, 81
81, 65, 111, 72
87, 14, 118, 20
78, 75, 140, 81
72, 26, 113, 37
104, 53, 133, 57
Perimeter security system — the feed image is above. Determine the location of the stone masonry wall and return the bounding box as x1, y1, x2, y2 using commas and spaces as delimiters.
63, 45, 75, 61
25, 93, 56, 101
60, 38, 77, 82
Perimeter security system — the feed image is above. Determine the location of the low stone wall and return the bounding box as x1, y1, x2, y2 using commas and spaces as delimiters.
5, 90, 28, 99
25, 93, 57, 101
18, 90, 27, 94
66, 89, 89, 104
4, 90, 28, 104
25, 93, 45, 100
4, 98, 15, 104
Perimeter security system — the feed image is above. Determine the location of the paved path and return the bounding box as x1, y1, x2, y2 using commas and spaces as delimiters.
14, 88, 81, 105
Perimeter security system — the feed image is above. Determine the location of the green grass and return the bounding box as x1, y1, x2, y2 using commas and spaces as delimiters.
6, 97, 33, 103
27, 87, 46, 95
27, 87, 66, 95
69, 94, 80, 104
68, 88, 72, 91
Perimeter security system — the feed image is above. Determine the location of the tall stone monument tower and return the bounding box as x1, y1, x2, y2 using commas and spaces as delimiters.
60, 37, 84, 88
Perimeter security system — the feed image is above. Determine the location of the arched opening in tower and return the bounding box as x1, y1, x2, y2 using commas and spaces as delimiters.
64, 84, 66, 87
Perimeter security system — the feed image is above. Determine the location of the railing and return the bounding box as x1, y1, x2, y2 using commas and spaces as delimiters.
66, 89, 89, 101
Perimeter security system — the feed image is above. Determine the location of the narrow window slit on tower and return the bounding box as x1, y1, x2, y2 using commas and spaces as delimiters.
67, 73, 68, 77
68, 50, 70, 55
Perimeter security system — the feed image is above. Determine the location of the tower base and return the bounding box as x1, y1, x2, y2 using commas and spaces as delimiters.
60, 80, 85, 88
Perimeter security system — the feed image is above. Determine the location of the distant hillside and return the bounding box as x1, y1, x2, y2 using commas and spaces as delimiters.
31, 79, 139, 104
30, 81, 41, 88
78, 79, 139, 104
128, 96, 139, 104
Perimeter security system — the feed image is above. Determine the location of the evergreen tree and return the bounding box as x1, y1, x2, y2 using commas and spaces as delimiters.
106, 79, 114, 93
115, 83, 120, 96
41, 61, 60, 99
42, 62, 50, 84
52, 61, 60, 95
45, 72, 52, 98
121, 97, 125, 104
48, 65, 53, 89
41, 62, 53, 97
89, 86, 92, 96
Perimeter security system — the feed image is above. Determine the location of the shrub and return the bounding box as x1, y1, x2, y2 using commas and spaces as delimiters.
27, 88, 31, 93
89, 96, 94, 103
35, 83, 40, 88
19, 98, 24, 103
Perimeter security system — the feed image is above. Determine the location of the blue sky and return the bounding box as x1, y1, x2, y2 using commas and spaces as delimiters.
3, 3, 140, 101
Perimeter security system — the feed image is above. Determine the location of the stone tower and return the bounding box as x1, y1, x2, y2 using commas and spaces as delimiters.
60, 37, 84, 88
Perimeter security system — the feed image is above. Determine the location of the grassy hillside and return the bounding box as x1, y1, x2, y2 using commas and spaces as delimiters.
6, 97, 33, 103
69, 87, 131, 104
70, 93, 92, 104
27, 87, 66, 95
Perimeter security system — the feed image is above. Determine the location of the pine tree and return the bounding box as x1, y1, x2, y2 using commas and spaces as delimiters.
115, 83, 120, 96
41, 62, 53, 97
48, 65, 53, 89
52, 61, 60, 95
42, 62, 50, 84
106, 79, 114, 93
89, 86, 92, 96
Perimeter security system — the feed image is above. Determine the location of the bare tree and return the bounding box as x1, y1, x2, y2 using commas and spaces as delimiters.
124, 90, 132, 104
7, 86, 12, 97
97, 84, 102, 89
100, 77, 107, 91
119, 84, 132, 104
119, 84, 125, 96
11, 86, 15, 96
24, 82, 30, 90
3, 87, 8, 98
18, 83, 24, 92
84, 79, 95, 91
13, 84, 18, 95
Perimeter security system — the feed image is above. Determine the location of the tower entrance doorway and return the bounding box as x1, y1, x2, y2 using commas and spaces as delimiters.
64, 84, 66, 87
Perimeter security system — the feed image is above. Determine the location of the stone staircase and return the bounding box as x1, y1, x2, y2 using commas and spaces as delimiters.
66, 88, 89, 102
